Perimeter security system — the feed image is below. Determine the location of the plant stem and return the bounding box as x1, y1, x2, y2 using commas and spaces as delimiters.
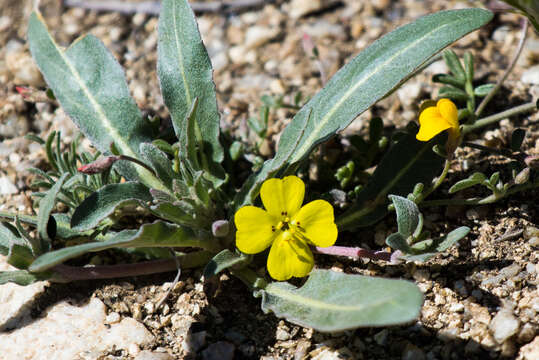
51, 250, 212, 282
475, 18, 528, 117
462, 102, 537, 134
314, 246, 391, 261
118, 155, 156, 176
415, 159, 451, 203
229, 267, 267, 289
420, 178, 539, 207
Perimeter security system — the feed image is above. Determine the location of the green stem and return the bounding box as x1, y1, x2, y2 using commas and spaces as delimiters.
462, 102, 537, 134
420, 178, 539, 207
475, 18, 528, 117
416, 159, 451, 203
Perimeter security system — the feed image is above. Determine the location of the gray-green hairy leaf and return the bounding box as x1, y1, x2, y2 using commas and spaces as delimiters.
203, 249, 249, 279
259, 270, 423, 331
140, 142, 177, 190
0, 270, 48, 286
385, 232, 413, 253
157, 0, 223, 165
401, 226, 470, 262
449, 172, 486, 193
236, 8, 492, 208
28, 12, 165, 192
71, 182, 152, 231
389, 195, 420, 238
29, 221, 206, 272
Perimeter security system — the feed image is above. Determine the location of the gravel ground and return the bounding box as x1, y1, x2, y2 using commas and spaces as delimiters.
0, 0, 538, 359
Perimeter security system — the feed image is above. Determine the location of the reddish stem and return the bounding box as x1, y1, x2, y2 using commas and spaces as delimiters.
314, 246, 392, 262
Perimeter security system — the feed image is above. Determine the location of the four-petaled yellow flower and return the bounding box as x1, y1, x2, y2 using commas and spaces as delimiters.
416, 98, 460, 150
235, 176, 337, 281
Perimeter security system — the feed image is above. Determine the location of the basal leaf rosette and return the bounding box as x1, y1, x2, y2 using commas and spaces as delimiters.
234, 176, 337, 281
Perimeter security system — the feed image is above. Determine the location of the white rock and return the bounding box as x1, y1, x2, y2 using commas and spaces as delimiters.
135, 350, 175, 360
289, 0, 324, 19
519, 336, 539, 360
0, 297, 155, 359
0, 176, 18, 195
244, 26, 279, 50
489, 309, 520, 344
521, 65, 539, 85
397, 81, 423, 107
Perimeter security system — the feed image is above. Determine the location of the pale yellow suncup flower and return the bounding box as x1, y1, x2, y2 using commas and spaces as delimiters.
234, 176, 338, 281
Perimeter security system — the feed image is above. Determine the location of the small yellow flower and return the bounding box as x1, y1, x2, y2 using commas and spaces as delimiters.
416, 98, 460, 143
235, 176, 338, 281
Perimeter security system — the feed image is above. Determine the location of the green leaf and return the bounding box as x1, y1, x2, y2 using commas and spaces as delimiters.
8, 243, 34, 269
140, 143, 177, 190
71, 182, 152, 231
500, 0, 539, 32
157, 0, 223, 168
259, 270, 423, 331
38, 173, 69, 251
432, 74, 465, 87
438, 86, 469, 101
389, 195, 420, 238
235, 8, 492, 208
401, 226, 470, 262
0, 222, 19, 256
28, 12, 166, 192
338, 133, 445, 230
29, 221, 212, 272
385, 232, 413, 253
0, 270, 48, 286
448, 172, 486, 193
474, 83, 495, 97
150, 201, 195, 226
443, 49, 466, 81
203, 249, 250, 279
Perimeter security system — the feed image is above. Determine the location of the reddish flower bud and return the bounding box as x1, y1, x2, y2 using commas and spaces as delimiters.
78, 156, 119, 174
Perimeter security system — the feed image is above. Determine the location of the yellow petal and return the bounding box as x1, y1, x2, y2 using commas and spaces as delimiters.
267, 231, 314, 281
293, 200, 338, 247
437, 98, 459, 129
235, 206, 277, 254
260, 176, 305, 218
416, 106, 451, 142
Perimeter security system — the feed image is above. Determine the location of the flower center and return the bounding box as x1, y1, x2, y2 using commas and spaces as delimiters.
271, 211, 304, 237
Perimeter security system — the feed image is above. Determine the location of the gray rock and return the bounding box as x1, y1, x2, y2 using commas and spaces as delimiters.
183, 331, 207, 353
489, 309, 520, 344
0, 176, 18, 195
201, 341, 235, 360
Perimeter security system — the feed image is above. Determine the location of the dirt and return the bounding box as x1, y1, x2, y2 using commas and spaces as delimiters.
0, 0, 538, 359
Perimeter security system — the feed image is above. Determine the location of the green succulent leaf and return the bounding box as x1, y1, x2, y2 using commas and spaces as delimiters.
401, 226, 470, 262
29, 221, 211, 272
71, 182, 152, 231
474, 83, 495, 97
389, 195, 421, 238
157, 0, 224, 176
28, 11, 166, 192
235, 8, 493, 208
259, 270, 423, 331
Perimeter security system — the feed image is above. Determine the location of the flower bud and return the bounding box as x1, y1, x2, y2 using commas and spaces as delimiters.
514, 167, 530, 185
78, 156, 119, 174
212, 220, 229, 237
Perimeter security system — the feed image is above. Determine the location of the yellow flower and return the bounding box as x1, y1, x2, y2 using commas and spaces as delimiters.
416, 98, 460, 143
235, 176, 338, 281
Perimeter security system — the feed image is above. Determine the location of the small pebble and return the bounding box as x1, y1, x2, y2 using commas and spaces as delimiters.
489, 309, 520, 344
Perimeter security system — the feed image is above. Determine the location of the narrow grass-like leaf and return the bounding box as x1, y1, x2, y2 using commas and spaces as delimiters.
71, 182, 152, 231
157, 0, 223, 166
389, 195, 420, 238
259, 270, 423, 331
29, 221, 215, 272
38, 173, 68, 251
235, 9, 492, 208
28, 12, 166, 192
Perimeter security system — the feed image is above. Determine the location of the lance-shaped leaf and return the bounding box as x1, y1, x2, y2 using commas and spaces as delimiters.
71, 182, 152, 231
234, 9, 493, 208
157, 0, 224, 169
140, 142, 178, 190
29, 221, 217, 272
28, 12, 166, 192
0, 270, 50, 286
259, 270, 423, 331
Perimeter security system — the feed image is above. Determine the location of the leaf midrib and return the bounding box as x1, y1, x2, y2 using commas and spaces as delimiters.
290, 17, 459, 163
172, 0, 193, 109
